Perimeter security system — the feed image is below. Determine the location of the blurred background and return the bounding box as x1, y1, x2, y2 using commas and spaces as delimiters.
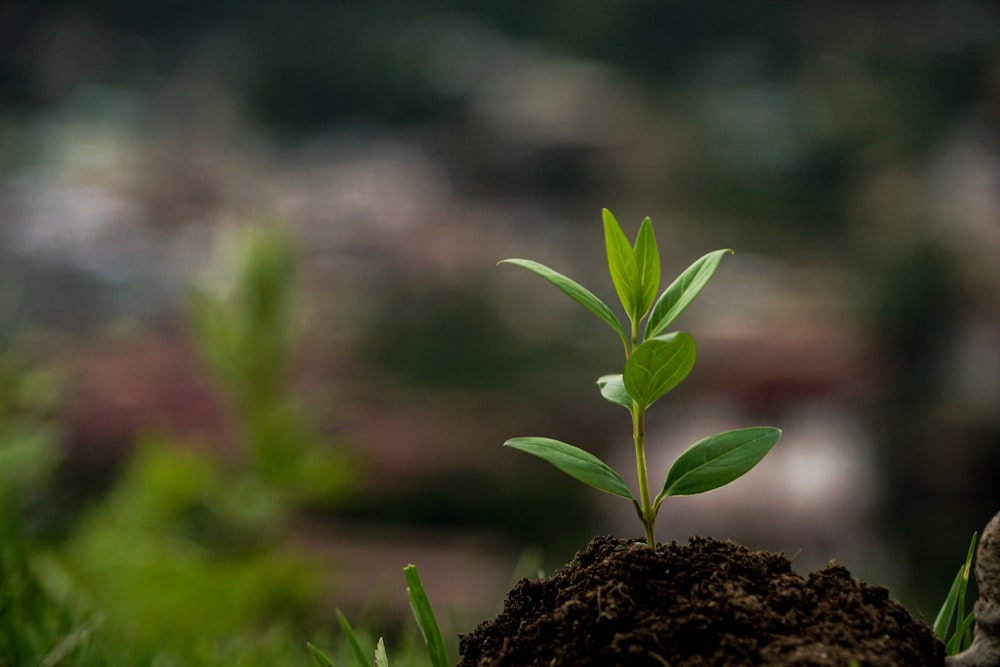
1, 0, 999, 660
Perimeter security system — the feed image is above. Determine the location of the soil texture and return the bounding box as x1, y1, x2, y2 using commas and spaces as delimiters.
459, 535, 944, 667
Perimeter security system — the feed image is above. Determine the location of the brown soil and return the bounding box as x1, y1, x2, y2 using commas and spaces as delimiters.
458, 536, 945, 667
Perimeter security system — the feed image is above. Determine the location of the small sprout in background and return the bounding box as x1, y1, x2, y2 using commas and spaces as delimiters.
501, 209, 781, 547
310, 565, 449, 667
307, 642, 335, 667
404, 564, 450, 667
336, 609, 370, 667
935, 531, 978, 655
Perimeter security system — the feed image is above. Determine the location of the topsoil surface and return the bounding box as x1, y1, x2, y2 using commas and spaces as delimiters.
458, 535, 945, 667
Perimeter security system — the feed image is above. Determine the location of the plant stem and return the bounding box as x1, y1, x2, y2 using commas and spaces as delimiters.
632, 401, 655, 546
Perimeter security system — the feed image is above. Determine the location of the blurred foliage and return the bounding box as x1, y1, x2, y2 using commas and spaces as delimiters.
65, 436, 322, 649
0, 303, 91, 666
2, 0, 993, 144
1, 504, 339, 665
0, 289, 64, 536
0, 511, 106, 667
187, 225, 356, 506
0, 360, 62, 508
0, 227, 368, 661
62, 225, 356, 646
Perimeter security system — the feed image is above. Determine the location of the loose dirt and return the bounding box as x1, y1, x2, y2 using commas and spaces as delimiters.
459, 535, 944, 666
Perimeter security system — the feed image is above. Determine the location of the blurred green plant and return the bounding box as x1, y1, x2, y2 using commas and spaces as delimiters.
0, 497, 106, 667
64, 435, 321, 648
187, 225, 355, 505
0, 290, 64, 533
60, 225, 357, 652
0, 290, 102, 666
501, 209, 781, 547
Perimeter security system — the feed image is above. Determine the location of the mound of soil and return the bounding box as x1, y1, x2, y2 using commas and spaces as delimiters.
459, 536, 944, 667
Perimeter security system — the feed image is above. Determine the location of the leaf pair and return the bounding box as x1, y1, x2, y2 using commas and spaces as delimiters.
504, 427, 781, 507
500, 210, 732, 352
604, 210, 659, 326
623, 332, 696, 411
596, 333, 695, 413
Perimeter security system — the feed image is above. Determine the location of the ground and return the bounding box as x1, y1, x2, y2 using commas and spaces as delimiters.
459, 535, 945, 666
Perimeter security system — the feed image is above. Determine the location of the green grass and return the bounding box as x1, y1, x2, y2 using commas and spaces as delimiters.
933, 531, 978, 655
308, 565, 450, 667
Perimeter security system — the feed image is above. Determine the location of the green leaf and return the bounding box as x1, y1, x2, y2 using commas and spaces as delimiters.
934, 566, 964, 642
336, 608, 369, 667
657, 427, 781, 500
934, 531, 978, 652
633, 217, 660, 319
307, 643, 336, 667
645, 249, 733, 339
597, 374, 632, 410
374, 638, 389, 667
404, 565, 449, 667
505, 437, 635, 501
499, 258, 626, 343
952, 533, 977, 653
602, 209, 642, 321
623, 333, 696, 410
947, 611, 976, 655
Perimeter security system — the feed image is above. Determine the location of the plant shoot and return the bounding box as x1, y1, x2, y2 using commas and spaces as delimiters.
501, 209, 781, 547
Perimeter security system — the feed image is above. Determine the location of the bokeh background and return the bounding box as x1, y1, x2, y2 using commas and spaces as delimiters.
2, 0, 1000, 657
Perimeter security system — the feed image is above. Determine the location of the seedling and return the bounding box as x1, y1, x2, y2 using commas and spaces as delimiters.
308, 565, 449, 667
934, 531, 978, 654
501, 209, 781, 547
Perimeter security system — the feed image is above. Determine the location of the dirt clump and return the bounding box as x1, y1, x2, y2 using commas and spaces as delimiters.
459, 535, 944, 667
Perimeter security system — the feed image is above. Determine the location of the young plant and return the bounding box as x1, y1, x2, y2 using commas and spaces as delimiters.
934, 531, 978, 655
308, 565, 449, 667
501, 209, 781, 547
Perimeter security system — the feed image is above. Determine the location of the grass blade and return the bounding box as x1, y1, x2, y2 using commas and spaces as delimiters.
645, 249, 732, 339
934, 531, 978, 653
335, 608, 370, 667
499, 259, 626, 344
658, 427, 781, 501
947, 611, 976, 655
307, 642, 336, 667
933, 566, 964, 641
403, 565, 449, 667
40, 612, 103, 667
504, 437, 635, 501
955, 531, 978, 648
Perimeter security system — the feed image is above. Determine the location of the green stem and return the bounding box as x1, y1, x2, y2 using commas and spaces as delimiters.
627, 316, 655, 545
632, 401, 655, 546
